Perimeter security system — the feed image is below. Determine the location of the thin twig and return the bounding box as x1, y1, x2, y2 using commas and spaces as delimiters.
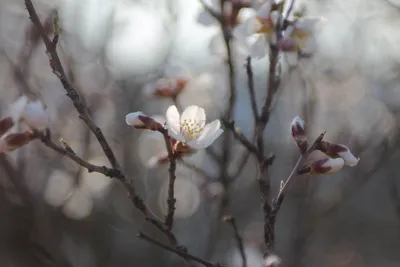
273, 131, 326, 209
137, 232, 223, 267
245, 57, 258, 120
221, 119, 258, 156
163, 133, 177, 230
223, 216, 247, 267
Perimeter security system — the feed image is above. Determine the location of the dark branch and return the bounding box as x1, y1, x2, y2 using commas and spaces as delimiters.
137, 232, 224, 267
163, 133, 177, 230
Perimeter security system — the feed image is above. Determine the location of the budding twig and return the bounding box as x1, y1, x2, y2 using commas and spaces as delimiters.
162, 132, 177, 230
24, 0, 183, 252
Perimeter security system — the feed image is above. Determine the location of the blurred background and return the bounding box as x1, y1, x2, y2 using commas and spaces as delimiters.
0, 0, 400, 266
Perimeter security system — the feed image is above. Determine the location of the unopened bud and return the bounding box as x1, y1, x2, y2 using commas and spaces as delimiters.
297, 157, 344, 175
0, 117, 14, 137
143, 78, 187, 98
317, 141, 359, 166
0, 131, 35, 152
125, 112, 164, 131
290, 116, 308, 153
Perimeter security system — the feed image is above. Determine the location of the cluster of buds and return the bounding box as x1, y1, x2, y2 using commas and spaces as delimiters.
0, 96, 48, 153
290, 116, 359, 175
126, 105, 223, 168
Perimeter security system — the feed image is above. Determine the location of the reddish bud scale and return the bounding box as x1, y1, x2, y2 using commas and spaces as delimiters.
297, 158, 332, 175
0, 117, 14, 137
290, 116, 308, 153
152, 78, 187, 98
317, 141, 347, 157
3, 131, 35, 151
138, 115, 164, 131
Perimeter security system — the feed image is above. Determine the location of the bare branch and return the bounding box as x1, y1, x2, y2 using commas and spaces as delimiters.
137, 232, 224, 267
245, 57, 258, 120
163, 133, 177, 230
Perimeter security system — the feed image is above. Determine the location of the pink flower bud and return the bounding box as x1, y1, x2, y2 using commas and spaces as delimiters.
0, 117, 14, 137
125, 112, 164, 131
143, 78, 187, 98
298, 157, 344, 175
290, 116, 308, 153
317, 141, 359, 166
0, 131, 35, 152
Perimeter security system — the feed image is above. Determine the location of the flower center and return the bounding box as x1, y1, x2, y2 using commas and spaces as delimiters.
180, 119, 203, 141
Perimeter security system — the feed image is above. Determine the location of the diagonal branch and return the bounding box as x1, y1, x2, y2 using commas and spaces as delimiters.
138, 232, 223, 267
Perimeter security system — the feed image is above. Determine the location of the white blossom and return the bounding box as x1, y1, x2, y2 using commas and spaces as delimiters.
22, 100, 49, 131
10, 96, 48, 131
280, 17, 324, 66
166, 105, 223, 149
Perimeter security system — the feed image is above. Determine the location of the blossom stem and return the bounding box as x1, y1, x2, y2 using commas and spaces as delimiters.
163, 133, 177, 231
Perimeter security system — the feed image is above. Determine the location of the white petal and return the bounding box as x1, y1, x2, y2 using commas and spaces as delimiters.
181, 105, 206, 127
142, 82, 157, 97
209, 33, 227, 57
234, 17, 257, 39
285, 51, 298, 67
23, 101, 49, 130
248, 35, 268, 59
10, 96, 28, 122
256, 2, 272, 20
299, 37, 316, 54
125, 111, 145, 126
323, 158, 345, 174
237, 8, 257, 24
270, 10, 280, 26
166, 105, 184, 141
197, 10, 217, 26
188, 119, 223, 148
294, 17, 320, 31
164, 64, 189, 79
338, 150, 359, 167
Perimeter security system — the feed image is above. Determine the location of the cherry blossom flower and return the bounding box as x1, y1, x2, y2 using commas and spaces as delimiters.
166, 105, 223, 149
230, 0, 280, 58
279, 17, 324, 66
